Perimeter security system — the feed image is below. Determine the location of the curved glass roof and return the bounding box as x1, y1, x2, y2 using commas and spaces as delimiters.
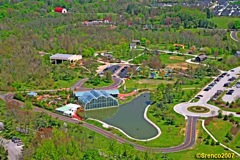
78, 90, 114, 104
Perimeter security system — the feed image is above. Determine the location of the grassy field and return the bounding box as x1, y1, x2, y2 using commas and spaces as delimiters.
83, 80, 113, 89
160, 54, 186, 64
206, 118, 240, 153
168, 121, 239, 160
237, 31, 240, 40
211, 17, 240, 29
119, 78, 176, 93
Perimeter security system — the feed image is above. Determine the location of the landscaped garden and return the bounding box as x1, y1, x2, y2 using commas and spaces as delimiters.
205, 117, 240, 153
187, 106, 210, 113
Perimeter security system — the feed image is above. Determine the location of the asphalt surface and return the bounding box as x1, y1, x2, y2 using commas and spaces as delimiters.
72, 77, 122, 91
2, 94, 198, 153
174, 66, 240, 117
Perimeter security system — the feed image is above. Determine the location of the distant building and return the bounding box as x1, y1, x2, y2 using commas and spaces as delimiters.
50, 53, 82, 64
130, 43, 137, 49
27, 92, 38, 97
195, 54, 208, 62
103, 17, 111, 23
55, 103, 81, 117
0, 122, 4, 131
54, 7, 67, 14
132, 40, 141, 45
77, 90, 119, 110
235, 51, 240, 58
174, 44, 185, 49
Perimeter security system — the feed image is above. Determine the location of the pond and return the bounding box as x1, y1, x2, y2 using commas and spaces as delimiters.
86, 93, 159, 140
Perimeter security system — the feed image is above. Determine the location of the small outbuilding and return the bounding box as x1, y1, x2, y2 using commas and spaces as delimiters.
132, 40, 141, 45
27, 92, 38, 97
55, 103, 81, 117
54, 7, 67, 14
0, 122, 4, 131
195, 54, 207, 62
50, 53, 82, 64
130, 43, 137, 49
235, 51, 240, 58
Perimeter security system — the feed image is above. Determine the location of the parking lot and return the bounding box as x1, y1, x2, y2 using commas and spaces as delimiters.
195, 67, 240, 105
0, 137, 23, 160
118, 66, 128, 78
101, 65, 120, 75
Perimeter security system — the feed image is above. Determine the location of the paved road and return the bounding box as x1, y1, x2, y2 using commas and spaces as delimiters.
1, 94, 198, 153
230, 31, 240, 42
0, 137, 23, 160
174, 66, 240, 118
72, 77, 122, 91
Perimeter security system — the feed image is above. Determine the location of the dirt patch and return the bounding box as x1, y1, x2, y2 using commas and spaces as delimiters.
180, 127, 186, 136
230, 127, 240, 136
169, 56, 185, 60
166, 62, 191, 71
205, 117, 214, 126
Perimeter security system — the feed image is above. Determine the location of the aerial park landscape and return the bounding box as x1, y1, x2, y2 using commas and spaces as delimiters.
0, 0, 240, 160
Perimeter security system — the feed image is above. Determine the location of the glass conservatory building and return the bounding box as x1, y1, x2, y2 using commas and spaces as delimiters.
78, 90, 119, 110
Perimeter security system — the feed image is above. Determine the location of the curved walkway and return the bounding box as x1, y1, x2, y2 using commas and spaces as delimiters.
230, 31, 240, 42
201, 120, 240, 157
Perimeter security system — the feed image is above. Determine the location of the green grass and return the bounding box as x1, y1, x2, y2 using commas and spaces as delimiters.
83, 80, 113, 89
211, 17, 240, 29
187, 106, 210, 113
206, 118, 240, 153
168, 121, 239, 160
159, 54, 185, 64
119, 78, 175, 93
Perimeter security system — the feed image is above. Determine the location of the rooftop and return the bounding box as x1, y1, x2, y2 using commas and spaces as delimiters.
50, 54, 82, 61
55, 103, 81, 112
78, 90, 116, 104
74, 89, 119, 97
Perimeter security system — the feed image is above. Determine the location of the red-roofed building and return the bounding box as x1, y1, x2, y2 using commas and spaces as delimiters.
54, 7, 67, 14
103, 17, 111, 23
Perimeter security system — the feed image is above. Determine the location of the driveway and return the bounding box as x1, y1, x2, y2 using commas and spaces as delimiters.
0, 137, 23, 160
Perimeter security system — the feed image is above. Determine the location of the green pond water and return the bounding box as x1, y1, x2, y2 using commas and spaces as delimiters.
86, 93, 158, 139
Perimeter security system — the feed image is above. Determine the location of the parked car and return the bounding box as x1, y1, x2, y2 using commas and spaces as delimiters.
197, 95, 203, 97
226, 90, 234, 95
12, 137, 21, 143
223, 83, 230, 87
230, 70, 234, 72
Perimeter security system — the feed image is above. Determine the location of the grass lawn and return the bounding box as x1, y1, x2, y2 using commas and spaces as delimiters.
237, 32, 240, 39
159, 54, 186, 64
206, 118, 240, 153
211, 17, 240, 29
83, 80, 113, 89
119, 78, 175, 93
168, 121, 239, 160
180, 77, 213, 89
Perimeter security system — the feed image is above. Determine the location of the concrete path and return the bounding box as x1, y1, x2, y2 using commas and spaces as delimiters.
230, 31, 240, 42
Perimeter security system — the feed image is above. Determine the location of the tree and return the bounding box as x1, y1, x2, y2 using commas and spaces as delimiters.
148, 55, 162, 69
223, 115, 228, 121
0, 142, 8, 160
104, 71, 112, 83
218, 110, 223, 118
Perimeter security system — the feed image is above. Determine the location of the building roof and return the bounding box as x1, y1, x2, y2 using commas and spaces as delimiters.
196, 54, 207, 61
78, 90, 116, 104
55, 103, 80, 113
50, 54, 82, 61
130, 43, 137, 46
132, 40, 140, 43
55, 7, 64, 12
27, 92, 38, 97
74, 89, 119, 97
236, 51, 240, 54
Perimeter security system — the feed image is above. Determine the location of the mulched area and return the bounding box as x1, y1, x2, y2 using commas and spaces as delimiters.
204, 117, 214, 126
230, 127, 240, 136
